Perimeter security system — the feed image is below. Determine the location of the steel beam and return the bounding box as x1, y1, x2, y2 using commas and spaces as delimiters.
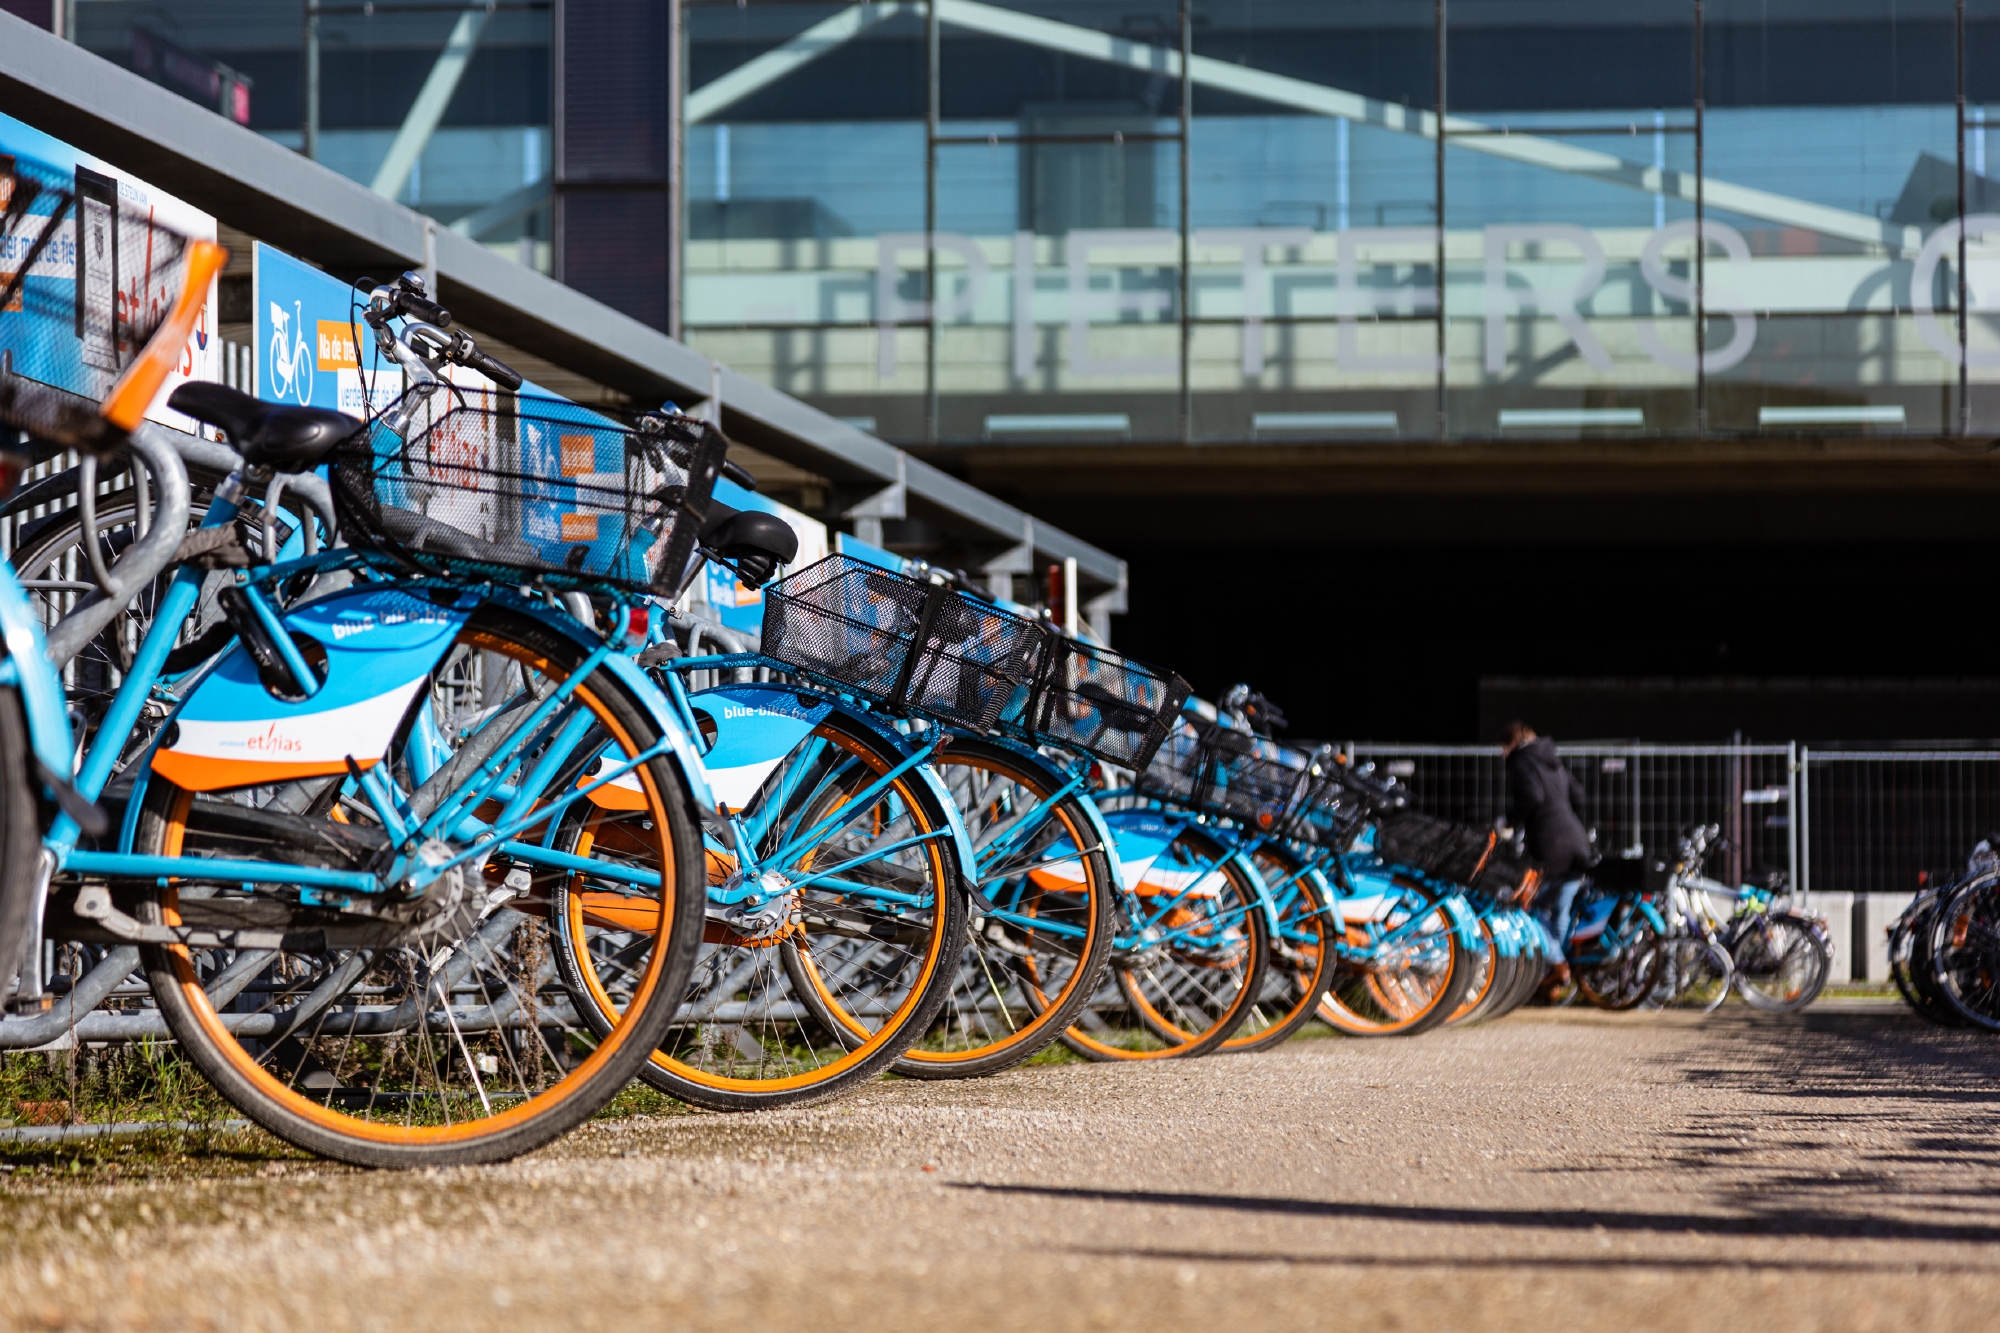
0, 12, 1124, 590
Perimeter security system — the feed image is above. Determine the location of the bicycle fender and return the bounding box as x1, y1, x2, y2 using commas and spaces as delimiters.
0, 571, 76, 782
684, 683, 835, 813
1299, 861, 1346, 934
1441, 893, 1481, 950
152, 584, 474, 792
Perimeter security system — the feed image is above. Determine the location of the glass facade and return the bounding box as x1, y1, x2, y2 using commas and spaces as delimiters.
682, 0, 2000, 444
70, 0, 553, 270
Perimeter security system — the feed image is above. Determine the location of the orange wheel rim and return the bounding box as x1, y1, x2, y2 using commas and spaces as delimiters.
161, 633, 679, 1145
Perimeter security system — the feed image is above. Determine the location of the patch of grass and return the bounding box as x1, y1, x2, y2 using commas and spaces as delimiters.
1023, 1042, 1085, 1066
0, 1044, 305, 1179
591, 1082, 702, 1120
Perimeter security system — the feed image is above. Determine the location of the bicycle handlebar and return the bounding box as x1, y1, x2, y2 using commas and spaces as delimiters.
448, 330, 523, 392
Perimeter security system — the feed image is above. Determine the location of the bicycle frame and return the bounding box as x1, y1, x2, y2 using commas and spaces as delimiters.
24, 494, 717, 912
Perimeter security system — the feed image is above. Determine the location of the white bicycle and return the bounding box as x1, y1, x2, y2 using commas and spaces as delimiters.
266, 297, 315, 405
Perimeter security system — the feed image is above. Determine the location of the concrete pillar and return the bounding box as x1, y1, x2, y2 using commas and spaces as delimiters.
1859, 893, 1918, 984
1810, 892, 1854, 983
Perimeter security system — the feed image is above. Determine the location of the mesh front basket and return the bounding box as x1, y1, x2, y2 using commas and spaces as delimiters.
1138, 720, 1313, 827
1135, 720, 1213, 810
0, 155, 196, 446
761, 554, 1049, 731
1374, 809, 1497, 887
1005, 636, 1190, 769
331, 389, 726, 595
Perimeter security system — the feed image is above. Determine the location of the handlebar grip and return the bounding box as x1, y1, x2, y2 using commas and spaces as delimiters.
721, 459, 757, 491
398, 292, 452, 327
459, 345, 523, 392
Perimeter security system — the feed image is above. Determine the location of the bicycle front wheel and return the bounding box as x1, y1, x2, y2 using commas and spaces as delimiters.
1317, 880, 1473, 1037
1220, 843, 1336, 1052
1061, 822, 1268, 1061
1656, 937, 1733, 1014
0, 687, 42, 1005
896, 738, 1114, 1078
133, 607, 704, 1168
555, 703, 969, 1110
1731, 913, 1830, 1011
1929, 873, 2000, 1031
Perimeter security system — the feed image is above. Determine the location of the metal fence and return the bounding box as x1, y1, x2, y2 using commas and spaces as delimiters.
1344, 744, 1799, 896
1802, 749, 2000, 899
1341, 742, 2000, 907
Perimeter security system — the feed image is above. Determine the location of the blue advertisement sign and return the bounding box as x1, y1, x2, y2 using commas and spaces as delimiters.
0, 110, 218, 430
252, 241, 399, 418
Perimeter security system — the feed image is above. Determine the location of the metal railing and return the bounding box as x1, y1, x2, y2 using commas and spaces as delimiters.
1343, 743, 1799, 898
1341, 741, 2000, 910
1800, 748, 2000, 899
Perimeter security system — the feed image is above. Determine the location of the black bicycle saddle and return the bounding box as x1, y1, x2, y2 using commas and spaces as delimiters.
168, 382, 364, 471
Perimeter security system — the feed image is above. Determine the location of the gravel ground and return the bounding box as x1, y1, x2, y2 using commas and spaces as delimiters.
3, 1004, 1998, 1333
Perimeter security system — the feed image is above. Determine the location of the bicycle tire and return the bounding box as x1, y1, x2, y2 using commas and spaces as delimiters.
554, 704, 970, 1110
133, 607, 704, 1168
1730, 912, 1830, 1012
1220, 841, 1339, 1052
894, 738, 1115, 1079
1062, 823, 1269, 1060
1928, 872, 2000, 1032
0, 689, 42, 1005
1657, 937, 1733, 1014
1443, 917, 1499, 1026
1316, 878, 1476, 1037
1575, 921, 1666, 1011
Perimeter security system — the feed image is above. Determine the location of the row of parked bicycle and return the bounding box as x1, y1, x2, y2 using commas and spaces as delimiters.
0, 161, 1829, 1170
1889, 837, 2000, 1029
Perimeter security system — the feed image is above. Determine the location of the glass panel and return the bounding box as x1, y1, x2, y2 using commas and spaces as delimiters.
1443, 0, 1698, 439
76, 0, 554, 270
680, 3, 926, 436
1963, 3, 2000, 430
1187, 0, 1437, 441
1703, 0, 1961, 436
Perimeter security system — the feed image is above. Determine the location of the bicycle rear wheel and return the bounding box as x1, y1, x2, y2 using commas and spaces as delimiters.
895, 738, 1113, 1078
132, 607, 703, 1168
1730, 913, 1829, 1011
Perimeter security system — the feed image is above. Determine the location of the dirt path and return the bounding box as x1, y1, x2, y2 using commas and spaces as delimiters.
4, 1006, 1998, 1332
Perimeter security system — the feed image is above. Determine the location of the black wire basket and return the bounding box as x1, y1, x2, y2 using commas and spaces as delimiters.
1373, 809, 1499, 887
1139, 720, 1318, 828
760, 553, 1049, 731
1003, 636, 1190, 770
331, 390, 726, 596
0, 153, 198, 451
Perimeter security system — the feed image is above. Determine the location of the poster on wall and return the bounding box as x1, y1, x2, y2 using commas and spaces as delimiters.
0, 110, 220, 433
252, 241, 403, 420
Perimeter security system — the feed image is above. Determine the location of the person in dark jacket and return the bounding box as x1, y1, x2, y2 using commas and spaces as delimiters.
1503, 721, 1595, 968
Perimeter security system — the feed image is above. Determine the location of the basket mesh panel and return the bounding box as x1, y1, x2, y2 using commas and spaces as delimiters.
1006, 636, 1190, 769
761, 554, 1047, 731
331, 389, 723, 595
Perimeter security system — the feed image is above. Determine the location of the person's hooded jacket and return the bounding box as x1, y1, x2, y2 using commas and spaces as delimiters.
1505, 736, 1593, 881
